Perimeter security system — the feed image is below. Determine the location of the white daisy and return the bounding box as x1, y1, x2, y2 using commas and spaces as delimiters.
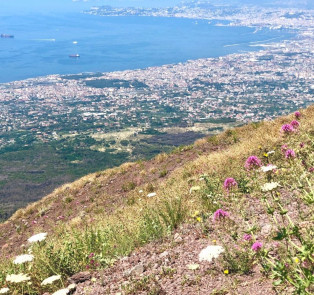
0, 288, 10, 294
199, 245, 224, 262
147, 192, 156, 198
261, 182, 280, 192
41, 275, 61, 286
189, 186, 201, 194
13, 254, 34, 264
260, 165, 277, 173
27, 232, 47, 243
52, 288, 70, 295
6, 273, 31, 283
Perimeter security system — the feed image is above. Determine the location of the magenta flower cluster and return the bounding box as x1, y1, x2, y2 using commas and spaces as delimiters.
213, 209, 229, 221
290, 120, 300, 128
285, 149, 296, 159
294, 111, 301, 119
223, 177, 238, 191
281, 124, 294, 133
245, 156, 262, 170
243, 234, 252, 241
252, 241, 263, 252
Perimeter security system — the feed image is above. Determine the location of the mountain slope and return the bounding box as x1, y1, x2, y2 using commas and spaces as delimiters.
0, 105, 313, 295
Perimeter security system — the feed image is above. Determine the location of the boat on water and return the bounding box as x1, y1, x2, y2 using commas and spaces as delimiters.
69, 54, 80, 58
1, 34, 14, 38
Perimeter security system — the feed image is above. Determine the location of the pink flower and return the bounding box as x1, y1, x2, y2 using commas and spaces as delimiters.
300, 142, 305, 148
252, 242, 262, 252
309, 167, 314, 173
290, 120, 300, 129
213, 209, 229, 221
281, 124, 294, 133
294, 111, 301, 119
281, 144, 288, 153
223, 178, 238, 191
285, 149, 296, 159
245, 156, 262, 170
243, 234, 252, 241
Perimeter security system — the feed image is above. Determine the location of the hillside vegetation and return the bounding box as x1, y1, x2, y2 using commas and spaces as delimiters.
0, 106, 313, 295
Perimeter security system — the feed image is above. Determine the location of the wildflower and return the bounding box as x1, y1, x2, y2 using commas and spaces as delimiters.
213, 209, 229, 221
187, 264, 200, 270
224, 269, 229, 274
245, 156, 262, 170
189, 186, 201, 194
290, 120, 300, 128
223, 178, 238, 191
294, 111, 301, 119
147, 192, 156, 198
27, 232, 47, 243
13, 254, 34, 265
281, 144, 288, 152
196, 217, 202, 222
68, 283, 77, 291
267, 150, 275, 155
309, 167, 314, 173
260, 164, 277, 173
6, 273, 31, 283
91, 277, 97, 282
263, 153, 268, 157
0, 288, 9, 294
300, 142, 305, 148
192, 210, 200, 218
261, 182, 280, 192
88, 253, 95, 258
199, 245, 224, 262
294, 257, 300, 264
52, 288, 70, 295
252, 242, 262, 252
281, 124, 294, 133
243, 234, 252, 241
41, 275, 61, 286
285, 149, 296, 159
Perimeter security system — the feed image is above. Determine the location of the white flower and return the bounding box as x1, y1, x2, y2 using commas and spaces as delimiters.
41, 275, 61, 286
52, 288, 70, 295
6, 273, 31, 283
260, 165, 277, 173
147, 192, 156, 198
13, 254, 34, 264
0, 288, 10, 294
27, 232, 47, 243
267, 150, 275, 155
68, 283, 77, 290
138, 190, 143, 193
261, 182, 280, 192
187, 263, 200, 270
189, 186, 201, 194
199, 245, 224, 263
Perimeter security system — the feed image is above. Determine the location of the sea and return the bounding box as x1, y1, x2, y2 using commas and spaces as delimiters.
0, 12, 295, 83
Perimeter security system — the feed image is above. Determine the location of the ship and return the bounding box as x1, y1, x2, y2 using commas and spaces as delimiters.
1, 34, 14, 38
69, 54, 80, 58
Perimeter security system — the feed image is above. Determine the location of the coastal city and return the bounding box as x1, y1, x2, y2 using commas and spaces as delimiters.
0, 36, 313, 147
86, 1, 314, 30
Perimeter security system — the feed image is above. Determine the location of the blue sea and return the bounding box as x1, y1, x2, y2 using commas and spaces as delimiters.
0, 12, 294, 83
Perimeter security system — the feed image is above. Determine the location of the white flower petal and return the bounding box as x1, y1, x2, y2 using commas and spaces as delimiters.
199, 245, 224, 263
27, 232, 47, 243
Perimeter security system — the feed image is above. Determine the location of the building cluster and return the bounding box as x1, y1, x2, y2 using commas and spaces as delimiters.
0, 3, 313, 149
